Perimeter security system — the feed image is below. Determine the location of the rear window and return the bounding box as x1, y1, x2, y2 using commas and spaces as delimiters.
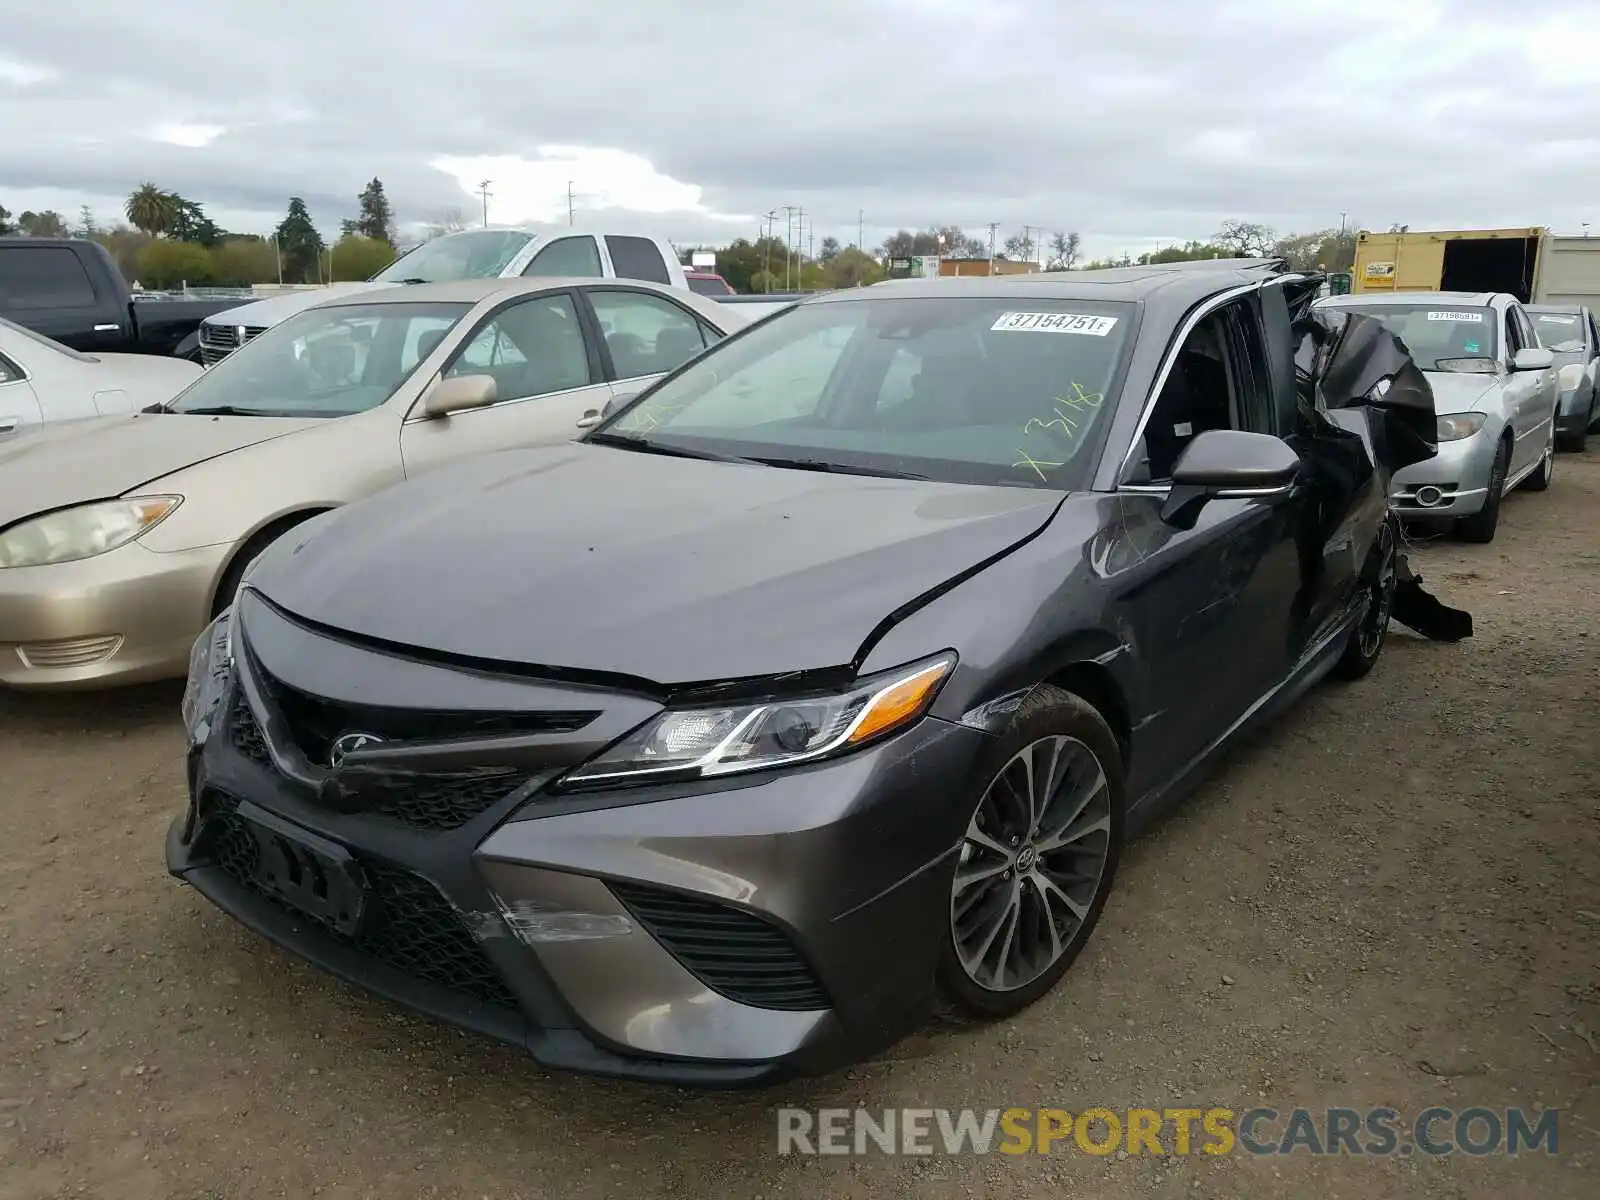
687, 274, 730, 296
1527, 309, 1586, 352
606, 236, 671, 285
0, 246, 99, 310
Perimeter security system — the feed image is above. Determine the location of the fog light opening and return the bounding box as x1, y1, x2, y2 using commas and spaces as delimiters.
1414, 485, 1444, 508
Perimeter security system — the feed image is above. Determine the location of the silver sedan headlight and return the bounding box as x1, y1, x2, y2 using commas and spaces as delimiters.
0, 496, 182, 568
1436, 413, 1486, 442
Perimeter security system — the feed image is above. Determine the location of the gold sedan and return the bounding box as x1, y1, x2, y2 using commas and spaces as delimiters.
0, 277, 743, 689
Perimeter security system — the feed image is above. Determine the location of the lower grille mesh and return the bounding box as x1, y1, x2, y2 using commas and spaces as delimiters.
609, 882, 830, 1011
203, 799, 519, 1012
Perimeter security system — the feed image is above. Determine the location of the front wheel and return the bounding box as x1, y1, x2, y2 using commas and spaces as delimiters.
1332, 517, 1397, 681
1520, 423, 1556, 492
1455, 437, 1510, 543
937, 686, 1123, 1019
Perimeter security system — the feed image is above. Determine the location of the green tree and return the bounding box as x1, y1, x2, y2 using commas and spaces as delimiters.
0, 205, 11, 235
125, 183, 179, 237
92, 226, 153, 280
748, 268, 778, 294
818, 236, 841, 263
77, 206, 97, 238
330, 234, 397, 280
821, 247, 884, 288
136, 240, 217, 289
355, 178, 394, 245
212, 237, 279, 286
274, 197, 325, 283
17, 210, 68, 237
170, 197, 223, 246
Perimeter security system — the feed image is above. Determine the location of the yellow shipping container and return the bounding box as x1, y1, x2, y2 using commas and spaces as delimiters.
1352, 227, 1545, 301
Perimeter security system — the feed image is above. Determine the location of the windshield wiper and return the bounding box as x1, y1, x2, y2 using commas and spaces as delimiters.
385, 277, 430, 285
168, 405, 304, 418
585, 431, 755, 464
743, 455, 930, 480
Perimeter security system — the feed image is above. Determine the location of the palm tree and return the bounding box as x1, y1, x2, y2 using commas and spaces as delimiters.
125, 183, 178, 237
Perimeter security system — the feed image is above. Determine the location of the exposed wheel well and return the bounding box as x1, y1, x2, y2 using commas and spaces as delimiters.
1045, 662, 1132, 768
210, 509, 332, 617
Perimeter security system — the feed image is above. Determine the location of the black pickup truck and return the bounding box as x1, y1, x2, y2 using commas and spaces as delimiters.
0, 237, 252, 361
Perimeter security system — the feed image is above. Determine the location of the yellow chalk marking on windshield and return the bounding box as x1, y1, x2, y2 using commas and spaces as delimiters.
1012, 450, 1065, 481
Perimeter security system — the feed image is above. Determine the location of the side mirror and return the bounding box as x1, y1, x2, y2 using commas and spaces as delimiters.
1511, 347, 1553, 371
1160, 429, 1301, 529
420, 373, 497, 419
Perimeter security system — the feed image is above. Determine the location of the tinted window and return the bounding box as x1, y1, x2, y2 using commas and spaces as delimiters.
167, 301, 473, 417
522, 236, 603, 278
603, 297, 1134, 490
1510, 305, 1539, 354
445, 292, 591, 400
588, 290, 707, 379
0, 352, 20, 383
605, 236, 671, 284
0, 247, 98, 310
687, 274, 730, 296
371, 230, 533, 284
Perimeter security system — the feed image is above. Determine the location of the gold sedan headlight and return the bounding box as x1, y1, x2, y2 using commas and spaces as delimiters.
0, 497, 182, 569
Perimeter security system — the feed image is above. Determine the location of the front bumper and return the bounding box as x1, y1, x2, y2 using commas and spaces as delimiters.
166, 602, 990, 1085
1556, 387, 1594, 435
1389, 428, 1499, 518
0, 541, 229, 690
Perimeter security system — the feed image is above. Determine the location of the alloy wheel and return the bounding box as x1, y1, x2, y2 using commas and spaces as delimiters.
951, 736, 1113, 993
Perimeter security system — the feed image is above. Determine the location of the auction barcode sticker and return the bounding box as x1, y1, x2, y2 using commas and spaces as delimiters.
1426, 311, 1483, 322
992, 312, 1119, 336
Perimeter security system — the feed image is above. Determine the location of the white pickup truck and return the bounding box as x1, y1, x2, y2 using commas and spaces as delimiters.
197, 228, 690, 366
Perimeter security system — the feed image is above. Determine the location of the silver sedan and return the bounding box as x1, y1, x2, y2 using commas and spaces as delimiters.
1314, 291, 1559, 543
0, 317, 201, 440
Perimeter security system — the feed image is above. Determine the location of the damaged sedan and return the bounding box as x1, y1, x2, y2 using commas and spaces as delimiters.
169, 259, 1446, 1085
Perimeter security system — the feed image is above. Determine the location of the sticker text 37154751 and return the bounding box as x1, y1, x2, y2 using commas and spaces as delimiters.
992, 312, 1119, 336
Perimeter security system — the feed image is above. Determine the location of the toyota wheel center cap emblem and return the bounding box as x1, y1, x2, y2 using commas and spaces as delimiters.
1015, 845, 1038, 872
329, 732, 383, 768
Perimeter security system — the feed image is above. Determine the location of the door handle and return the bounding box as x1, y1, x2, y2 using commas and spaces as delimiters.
0, 416, 20, 437
575, 410, 601, 428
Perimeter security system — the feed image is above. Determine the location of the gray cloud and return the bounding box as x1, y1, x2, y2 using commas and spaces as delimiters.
3, 0, 1598, 258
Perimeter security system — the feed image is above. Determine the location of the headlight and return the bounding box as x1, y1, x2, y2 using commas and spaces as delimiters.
562, 653, 956, 787
0, 496, 181, 568
180, 612, 232, 737
1436, 413, 1486, 442
1558, 363, 1584, 391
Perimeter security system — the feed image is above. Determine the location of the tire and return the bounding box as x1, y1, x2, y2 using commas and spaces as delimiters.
1331, 516, 1397, 681
936, 685, 1124, 1020
211, 525, 298, 618
1519, 430, 1555, 492
1558, 427, 1588, 453
1455, 436, 1510, 543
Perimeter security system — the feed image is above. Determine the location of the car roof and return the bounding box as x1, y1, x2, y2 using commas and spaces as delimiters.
306, 276, 687, 308
812, 259, 1292, 313
1321, 290, 1505, 307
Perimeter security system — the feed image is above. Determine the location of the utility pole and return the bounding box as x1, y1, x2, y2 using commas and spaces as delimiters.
795, 207, 805, 289
782, 205, 796, 291
986, 222, 999, 274
568, 181, 576, 227
477, 180, 492, 228
762, 209, 778, 284
858, 209, 864, 250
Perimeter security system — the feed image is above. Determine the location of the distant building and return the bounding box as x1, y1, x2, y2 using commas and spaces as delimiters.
939, 258, 1041, 277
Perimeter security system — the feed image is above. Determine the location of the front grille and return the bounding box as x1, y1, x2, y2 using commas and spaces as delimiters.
224, 690, 527, 830
610, 882, 830, 1012
229, 691, 269, 763
198, 323, 265, 367
203, 798, 519, 1011
261, 672, 597, 770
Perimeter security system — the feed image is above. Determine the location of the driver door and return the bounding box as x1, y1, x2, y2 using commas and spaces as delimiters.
399, 290, 610, 477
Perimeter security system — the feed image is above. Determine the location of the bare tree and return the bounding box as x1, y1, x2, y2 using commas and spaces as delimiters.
419, 207, 468, 242
1002, 231, 1036, 262
1047, 231, 1081, 270
1213, 220, 1276, 257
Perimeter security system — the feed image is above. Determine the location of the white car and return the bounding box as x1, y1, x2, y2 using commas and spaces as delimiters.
0, 317, 201, 440
197, 228, 691, 366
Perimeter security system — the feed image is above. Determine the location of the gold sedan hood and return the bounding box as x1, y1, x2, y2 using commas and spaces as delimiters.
0, 412, 324, 530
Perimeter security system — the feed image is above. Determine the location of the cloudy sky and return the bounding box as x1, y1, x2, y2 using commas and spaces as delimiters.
3, 0, 1598, 261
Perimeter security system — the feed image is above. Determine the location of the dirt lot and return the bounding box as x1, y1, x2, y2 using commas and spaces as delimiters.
2, 453, 1597, 1200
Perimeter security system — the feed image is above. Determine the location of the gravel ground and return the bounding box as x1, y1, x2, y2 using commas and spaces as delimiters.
2, 450, 1597, 1200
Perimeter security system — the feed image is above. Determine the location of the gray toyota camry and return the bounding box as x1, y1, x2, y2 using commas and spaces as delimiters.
169, 260, 1436, 1085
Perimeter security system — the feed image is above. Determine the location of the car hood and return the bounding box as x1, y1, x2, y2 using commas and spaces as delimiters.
249, 443, 1065, 686
0, 412, 325, 529
87, 352, 203, 402
1420, 371, 1499, 415
200, 284, 381, 329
